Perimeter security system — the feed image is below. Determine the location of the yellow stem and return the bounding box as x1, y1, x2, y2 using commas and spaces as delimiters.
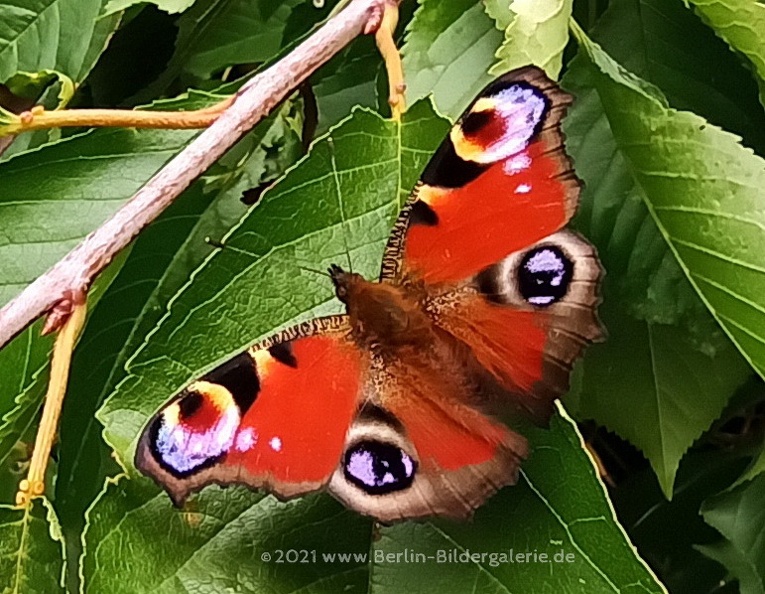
375, 2, 405, 120
16, 297, 87, 508
2, 96, 234, 138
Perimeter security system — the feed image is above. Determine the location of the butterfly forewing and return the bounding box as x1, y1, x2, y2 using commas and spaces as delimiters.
136, 316, 367, 505
382, 66, 580, 285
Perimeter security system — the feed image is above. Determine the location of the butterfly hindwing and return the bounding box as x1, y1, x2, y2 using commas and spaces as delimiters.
329, 354, 528, 522
136, 316, 366, 505
435, 230, 602, 423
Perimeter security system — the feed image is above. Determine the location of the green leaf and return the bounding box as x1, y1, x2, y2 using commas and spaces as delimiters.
484, 0, 514, 30
102, 0, 195, 15
562, 1, 753, 497
5, 70, 75, 105
156, 0, 339, 84
612, 451, 748, 594
0, 0, 119, 84
0, 321, 52, 425
737, 447, 765, 485
176, 0, 305, 78
400, 0, 504, 119
686, 0, 765, 110
579, 0, 765, 155
700, 474, 765, 594
84, 102, 665, 593
312, 36, 381, 134
569, 297, 750, 498
81, 481, 371, 594
0, 499, 65, 594
582, 25, 765, 491
0, 88, 231, 309
695, 541, 763, 594
489, 0, 574, 79
572, 23, 765, 426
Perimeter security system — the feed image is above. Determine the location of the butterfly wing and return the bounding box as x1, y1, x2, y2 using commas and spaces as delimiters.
382, 66, 579, 284
328, 351, 528, 522
381, 66, 602, 424
436, 230, 601, 422
136, 316, 367, 505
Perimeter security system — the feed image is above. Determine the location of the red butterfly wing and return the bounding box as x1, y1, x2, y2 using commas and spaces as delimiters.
136, 317, 366, 505
382, 67, 603, 424
383, 66, 578, 285
328, 354, 528, 522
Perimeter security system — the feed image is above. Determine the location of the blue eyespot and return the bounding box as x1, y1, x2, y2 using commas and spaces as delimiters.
518, 246, 572, 306
344, 441, 416, 495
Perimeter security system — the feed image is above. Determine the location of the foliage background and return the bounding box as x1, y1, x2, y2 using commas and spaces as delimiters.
0, 0, 764, 592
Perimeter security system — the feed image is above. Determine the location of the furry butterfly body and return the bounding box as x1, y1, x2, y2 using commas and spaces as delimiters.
136, 66, 603, 522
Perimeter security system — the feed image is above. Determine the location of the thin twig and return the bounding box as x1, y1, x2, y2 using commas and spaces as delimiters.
0, 0, 384, 351
375, 1, 406, 119
16, 290, 86, 507
1, 97, 234, 138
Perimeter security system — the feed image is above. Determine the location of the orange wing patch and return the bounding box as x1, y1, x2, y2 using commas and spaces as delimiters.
406, 140, 573, 284
229, 336, 363, 487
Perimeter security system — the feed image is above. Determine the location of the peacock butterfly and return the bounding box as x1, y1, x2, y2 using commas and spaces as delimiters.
136, 66, 603, 522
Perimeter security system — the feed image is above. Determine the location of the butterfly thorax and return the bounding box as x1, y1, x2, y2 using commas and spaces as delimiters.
329, 265, 432, 348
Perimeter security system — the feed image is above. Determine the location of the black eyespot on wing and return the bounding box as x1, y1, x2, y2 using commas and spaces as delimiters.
268, 342, 298, 368
178, 391, 203, 420
343, 441, 416, 495
202, 352, 259, 412
409, 200, 438, 227
420, 141, 487, 189
517, 246, 573, 307
461, 110, 493, 136
475, 267, 503, 304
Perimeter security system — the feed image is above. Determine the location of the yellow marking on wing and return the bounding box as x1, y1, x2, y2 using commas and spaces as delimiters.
450, 126, 483, 162
187, 380, 234, 413
471, 97, 496, 113
252, 349, 276, 379
452, 96, 504, 162
162, 402, 181, 427
416, 185, 449, 208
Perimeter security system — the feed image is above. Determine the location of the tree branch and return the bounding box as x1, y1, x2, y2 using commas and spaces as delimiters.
0, 0, 384, 351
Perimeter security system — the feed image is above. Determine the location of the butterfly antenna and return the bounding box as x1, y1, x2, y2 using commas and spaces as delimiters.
328, 136, 354, 274
297, 265, 331, 278
344, 238, 353, 274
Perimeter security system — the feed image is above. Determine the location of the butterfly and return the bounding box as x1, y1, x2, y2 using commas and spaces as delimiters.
136, 66, 603, 523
